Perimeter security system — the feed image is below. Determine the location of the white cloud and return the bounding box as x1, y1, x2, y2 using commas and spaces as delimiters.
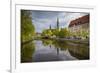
31, 10, 89, 33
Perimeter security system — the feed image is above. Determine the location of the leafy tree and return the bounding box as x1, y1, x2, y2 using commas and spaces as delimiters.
41, 29, 53, 37
21, 10, 35, 42
80, 30, 89, 38
58, 28, 70, 38
52, 29, 59, 37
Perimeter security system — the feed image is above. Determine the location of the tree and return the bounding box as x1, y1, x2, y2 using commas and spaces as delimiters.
21, 10, 35, 43
52, 29, 59, 37
41, 29, 53, 37
58, 28, 70, 38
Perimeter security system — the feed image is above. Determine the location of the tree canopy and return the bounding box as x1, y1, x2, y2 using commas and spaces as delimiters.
21, 10, 35, 42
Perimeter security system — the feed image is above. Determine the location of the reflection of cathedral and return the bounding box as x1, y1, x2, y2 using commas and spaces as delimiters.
68, 14, 89, 32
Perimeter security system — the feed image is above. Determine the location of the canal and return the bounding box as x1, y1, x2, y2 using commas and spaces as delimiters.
21, 39, 89, 63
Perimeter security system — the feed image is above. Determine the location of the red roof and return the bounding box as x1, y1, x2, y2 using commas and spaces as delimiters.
69, 15, 89, 27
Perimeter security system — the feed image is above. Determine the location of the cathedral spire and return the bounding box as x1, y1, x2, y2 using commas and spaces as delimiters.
57, 17, 59, 29
49, 25, 51, 30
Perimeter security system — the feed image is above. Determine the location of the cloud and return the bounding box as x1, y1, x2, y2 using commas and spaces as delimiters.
31, 10, 89, 33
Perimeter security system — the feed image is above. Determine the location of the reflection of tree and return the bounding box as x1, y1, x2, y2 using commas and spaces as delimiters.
68, 43, 89, 59
54, 40, 89, 60
21, 41, 35, 63
41, 39, 89, 60
42, 39, 53, 46
68, 47, 89, 60
52, 40, 68, 50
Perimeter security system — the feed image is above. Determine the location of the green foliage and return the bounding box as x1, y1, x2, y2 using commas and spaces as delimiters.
41, 28, 72, 38
75, 29, 89, 39
81, 30, 89, 38
52, 29, 59, 37
58, 28, 71, 38
41, 29, 53, 37
21, 10, 35, 42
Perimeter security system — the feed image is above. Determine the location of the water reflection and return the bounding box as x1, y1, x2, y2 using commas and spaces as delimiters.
21, 39, 89, 63
42, 39, 89, 60
21, 41, 35, 63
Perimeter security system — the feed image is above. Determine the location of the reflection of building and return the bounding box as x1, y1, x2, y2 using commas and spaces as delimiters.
68, 14, 89, 32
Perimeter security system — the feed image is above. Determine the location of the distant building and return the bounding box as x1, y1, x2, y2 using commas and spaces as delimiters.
68, 14, 89, 33
36, 32, 41, 37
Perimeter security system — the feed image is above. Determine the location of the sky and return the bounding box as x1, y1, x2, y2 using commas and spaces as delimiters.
31, 10, 88, 33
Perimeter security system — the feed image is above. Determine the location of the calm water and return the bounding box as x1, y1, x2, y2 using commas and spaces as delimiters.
21, 39, 89, 63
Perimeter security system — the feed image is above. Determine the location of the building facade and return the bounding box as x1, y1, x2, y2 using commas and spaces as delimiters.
68, 14, 89, 33
68, 14, 90, 39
